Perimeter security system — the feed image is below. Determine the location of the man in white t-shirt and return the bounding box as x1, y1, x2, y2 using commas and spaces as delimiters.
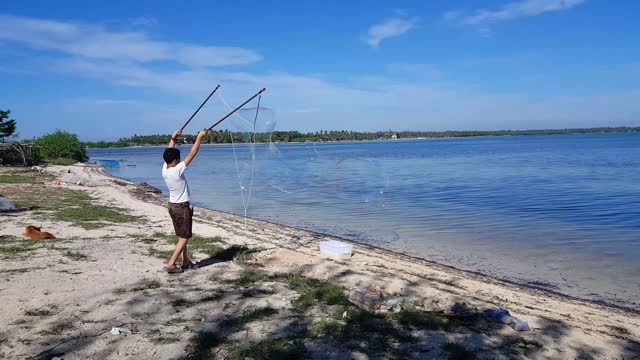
162, 129, 207, 273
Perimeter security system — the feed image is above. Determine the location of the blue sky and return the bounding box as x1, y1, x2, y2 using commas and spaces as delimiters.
1, 0, 639, 140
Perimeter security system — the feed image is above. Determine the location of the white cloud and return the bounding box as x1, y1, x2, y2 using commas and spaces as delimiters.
0, 14, 261, 67
364, 15, 418, 48
3, 13, 638, 139
446, 0, 584, 25
45, 57, 640, 134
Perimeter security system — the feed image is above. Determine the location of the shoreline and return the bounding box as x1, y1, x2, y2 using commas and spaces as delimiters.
1, 164, 639, 358
96, 164, 640, 314
95, 165, 640, 317
195, 200, 639, 315
85, 130, 640, 149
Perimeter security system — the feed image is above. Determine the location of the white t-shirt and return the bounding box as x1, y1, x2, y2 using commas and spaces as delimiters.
162, 161, 191, 203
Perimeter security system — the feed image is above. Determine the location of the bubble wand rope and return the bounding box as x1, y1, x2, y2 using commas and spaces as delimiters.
205, 88, 266, 131
216, 89, 265, 227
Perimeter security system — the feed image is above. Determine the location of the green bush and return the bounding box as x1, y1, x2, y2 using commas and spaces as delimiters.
35, 130, 87, 163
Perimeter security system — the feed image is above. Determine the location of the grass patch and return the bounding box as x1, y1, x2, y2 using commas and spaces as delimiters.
241, 306, 278, 323
188, 235, 225, 256
62, 250, 88, 261
227, 337, 308, 360
216, 245, 259, 262
3, 183, 138, 229
46, 158, 78, 166
24, 306, 57, 317
443, 342, 477, 360
113, 280, 162, 295
38, 322, 75, 336
130, 279, 162, 292
300, 306, 414, 355
54, 205, 136, 227
392, 306, 449, 331
8, 187, 91, 210
0, 174, 36, 184
0, 240, 44, 259
278, 275, 350, 311
147, 246, 174, 260
154, 232, 226, 257
227, 270, 266, 286
0, 245, 33, 258
310, 319, 345, 337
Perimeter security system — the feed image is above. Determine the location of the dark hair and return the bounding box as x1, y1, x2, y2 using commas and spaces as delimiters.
163, 148, 180, 164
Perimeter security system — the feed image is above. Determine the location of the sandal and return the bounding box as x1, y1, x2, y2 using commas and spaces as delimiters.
166, 266, 184, 274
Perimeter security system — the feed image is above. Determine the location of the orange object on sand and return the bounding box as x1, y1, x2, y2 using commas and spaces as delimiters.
54, 179, 61, 185
23, 226, 56, 240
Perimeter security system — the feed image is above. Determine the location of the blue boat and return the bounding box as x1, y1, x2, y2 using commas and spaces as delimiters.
93, 159, 120, 167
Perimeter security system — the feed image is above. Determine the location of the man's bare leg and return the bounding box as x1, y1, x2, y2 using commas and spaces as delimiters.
181, 243, 189, 266
167, 237, 188, 268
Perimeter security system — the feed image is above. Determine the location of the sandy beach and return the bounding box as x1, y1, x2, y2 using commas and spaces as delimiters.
1, 164, 639, 359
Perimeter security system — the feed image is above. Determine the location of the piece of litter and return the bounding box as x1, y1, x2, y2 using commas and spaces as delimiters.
342, 311, 348, 319
0, 197, 16, 211
485, 308, 530, 331
111, 327, 130, 335
320, 240, 353, 259
380, 297, 403, 313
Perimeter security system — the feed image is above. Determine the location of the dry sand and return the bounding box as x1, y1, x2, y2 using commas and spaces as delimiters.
0, 164, 639, 359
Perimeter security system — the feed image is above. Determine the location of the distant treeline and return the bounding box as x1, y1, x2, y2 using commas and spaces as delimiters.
84, 127, 640, 148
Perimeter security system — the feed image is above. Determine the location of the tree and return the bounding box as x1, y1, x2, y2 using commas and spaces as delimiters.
0, 109, 17, 142
35, 130, 88, 163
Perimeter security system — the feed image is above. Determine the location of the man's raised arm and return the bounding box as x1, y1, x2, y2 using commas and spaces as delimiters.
183, 130, 208, 166
168, 130, 182, 149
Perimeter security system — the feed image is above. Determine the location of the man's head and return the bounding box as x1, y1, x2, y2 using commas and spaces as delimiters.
163, 148, 181, 165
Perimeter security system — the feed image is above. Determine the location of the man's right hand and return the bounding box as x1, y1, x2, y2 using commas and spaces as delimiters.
196, 130, 208, 140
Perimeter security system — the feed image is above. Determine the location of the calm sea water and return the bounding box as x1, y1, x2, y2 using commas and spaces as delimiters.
89, 133, 640, 309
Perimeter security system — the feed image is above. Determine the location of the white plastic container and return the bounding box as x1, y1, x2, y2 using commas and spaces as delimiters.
320, 240, 353, 259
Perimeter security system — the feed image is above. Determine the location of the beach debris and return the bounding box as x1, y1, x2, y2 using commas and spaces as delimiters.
110, 327, 131, 335
0, 196, 16, 211
320, 240, 353, 259
54, 179, 61, 186
23, 225, 56, 240
138, 182, 162, 194
350, 285, 383, 311
31, 165, 46, 174
380, 297, 404, 313
485, 308, 530, 331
